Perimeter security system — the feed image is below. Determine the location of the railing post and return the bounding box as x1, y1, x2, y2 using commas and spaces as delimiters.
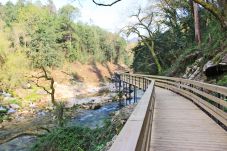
119, 77, 121, 92
143, 77, 145, 91
139, 77, 141, 89
217, 93, 221, 109
134, 85, 137, 103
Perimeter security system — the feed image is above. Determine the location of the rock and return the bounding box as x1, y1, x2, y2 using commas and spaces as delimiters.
37, 111, 46, 116
203, 60, 214, 72
0, 106, 7, 112
45, 106, 54, 111
9, 104, 20, 109
189, 67, 200, 80
0, 124, 4, 129
114, 111, 120, 116
2, 92, 11, 97
3, 97, 14, 102
91, 103, 102, 110
36, 90, 48, 95
21, 83, 31, 89
221, 54, 227, 64
7, 108, 16, 114
81, 105, 90, 110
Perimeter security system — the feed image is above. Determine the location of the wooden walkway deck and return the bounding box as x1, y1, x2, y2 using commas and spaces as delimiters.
150, 87, 227, 151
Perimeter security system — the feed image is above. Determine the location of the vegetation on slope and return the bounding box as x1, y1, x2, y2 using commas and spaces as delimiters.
0, 1, 131, 92
130, 0, 226, 79
32, 119, 123, 151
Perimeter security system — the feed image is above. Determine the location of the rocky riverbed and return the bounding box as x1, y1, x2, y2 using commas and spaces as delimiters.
0, 83, 144, 151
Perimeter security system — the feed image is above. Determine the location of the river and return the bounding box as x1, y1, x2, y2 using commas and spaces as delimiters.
0, 89, 144, 151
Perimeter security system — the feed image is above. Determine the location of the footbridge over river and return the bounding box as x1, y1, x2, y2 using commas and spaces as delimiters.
109, 73, 227, 151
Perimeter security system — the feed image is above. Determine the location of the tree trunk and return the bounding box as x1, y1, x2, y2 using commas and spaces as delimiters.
144, 40, 162, 74
193, 2, 202, 44
193, 0, 227, 30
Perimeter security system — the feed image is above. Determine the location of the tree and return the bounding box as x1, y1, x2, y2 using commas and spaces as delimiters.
31, 67, 64, 126
27, 11, 62, 67
58, 5, 80, 60
193, 1, 201, 44
123, 8, 162, 74
2, 1, 18, 27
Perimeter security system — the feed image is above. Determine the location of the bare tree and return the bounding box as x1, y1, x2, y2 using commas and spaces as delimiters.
30, 67, 64, 126
122, 8, 162, 74
31, 67, 57, 106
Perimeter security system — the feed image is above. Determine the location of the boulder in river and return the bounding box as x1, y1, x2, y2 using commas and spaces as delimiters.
9, 104, 20, 109
7, 108, 16, 114
90, 103, 102, 110
80, 105, 90, 110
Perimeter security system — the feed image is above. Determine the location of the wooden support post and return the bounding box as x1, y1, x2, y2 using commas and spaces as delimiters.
145, 79, 147, 89
129, 84, 132, 104
119, 80, 121, 92
134, 85, 136, 103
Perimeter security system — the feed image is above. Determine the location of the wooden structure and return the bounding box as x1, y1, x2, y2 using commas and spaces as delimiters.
109, 73, 227, 151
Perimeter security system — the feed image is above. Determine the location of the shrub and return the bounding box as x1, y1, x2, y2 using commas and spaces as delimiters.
32, 120, 123, 151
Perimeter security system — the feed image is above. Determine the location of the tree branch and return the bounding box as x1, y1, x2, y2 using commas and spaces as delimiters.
29, 67, 57, 106
31, 79, 51, 95
92, 0, 122, 6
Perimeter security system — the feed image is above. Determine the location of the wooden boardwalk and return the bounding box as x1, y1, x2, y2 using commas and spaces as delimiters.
150, 87, 227, 151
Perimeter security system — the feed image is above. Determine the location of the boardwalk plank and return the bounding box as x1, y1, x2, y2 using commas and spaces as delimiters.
150, 87, 227, 151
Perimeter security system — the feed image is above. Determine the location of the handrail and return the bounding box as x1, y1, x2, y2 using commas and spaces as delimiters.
137, 74, 227, 127
109, 74, 155, 151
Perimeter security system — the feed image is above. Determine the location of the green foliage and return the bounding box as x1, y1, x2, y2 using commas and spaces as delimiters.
32, 120, 123, 151
55, 102, 65, 127
0, 49, 29, 91
1, 1, 128, 68
131, 0, 226, 76
131, 43, 157, 74
25, 91, 41, 102
0, 108, 9, 123
217, 75, 227, 87
0, 1, 130, 92
7, 98, 22, 106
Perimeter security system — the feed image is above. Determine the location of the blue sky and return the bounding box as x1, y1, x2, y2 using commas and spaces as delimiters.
0, 0, 148, 32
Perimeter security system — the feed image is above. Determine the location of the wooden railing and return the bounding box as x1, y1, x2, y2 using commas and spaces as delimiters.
141, 74, 227, 127
110, 73, 227, 151
109, 74, 155, 151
